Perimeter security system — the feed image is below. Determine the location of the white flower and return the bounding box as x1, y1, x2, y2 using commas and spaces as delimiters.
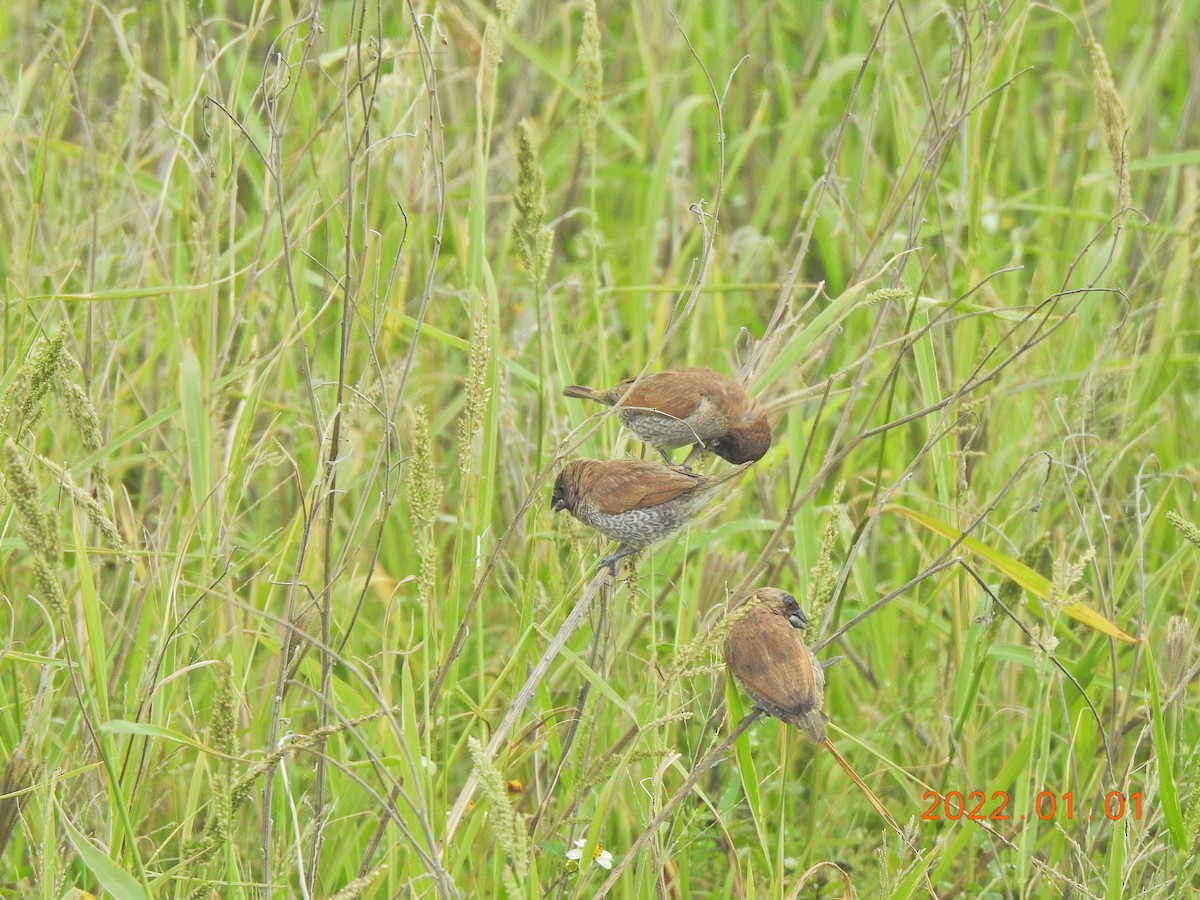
566, 838, 614, 870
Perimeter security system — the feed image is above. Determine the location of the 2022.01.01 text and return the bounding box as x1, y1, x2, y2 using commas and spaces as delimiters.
922, 790, 1143, 822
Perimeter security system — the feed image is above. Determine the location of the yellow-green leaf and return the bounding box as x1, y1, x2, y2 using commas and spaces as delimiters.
60, 812, 148, 900
881, 504, 1139, 644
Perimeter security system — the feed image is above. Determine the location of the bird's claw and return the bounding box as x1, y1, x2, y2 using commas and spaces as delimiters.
598, 547, 636, 574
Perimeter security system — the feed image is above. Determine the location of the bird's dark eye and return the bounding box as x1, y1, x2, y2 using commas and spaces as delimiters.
781, 593, 807, 628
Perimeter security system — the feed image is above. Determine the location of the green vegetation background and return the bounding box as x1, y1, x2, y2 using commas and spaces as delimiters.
1, 0, 1198, 896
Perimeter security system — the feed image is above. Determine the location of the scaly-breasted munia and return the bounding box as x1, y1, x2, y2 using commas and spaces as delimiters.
723, 587, 827, 743
563, 368, 771, 465
551, 458, 753, 571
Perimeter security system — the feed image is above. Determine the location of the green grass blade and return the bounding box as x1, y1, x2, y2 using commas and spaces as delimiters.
59, 809, 148, 900
1146, 651, 1186, 850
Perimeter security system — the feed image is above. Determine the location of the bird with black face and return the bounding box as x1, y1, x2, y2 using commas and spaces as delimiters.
563, 368, 771, 465
551, 458, 753, 572
723, 587, 827, 743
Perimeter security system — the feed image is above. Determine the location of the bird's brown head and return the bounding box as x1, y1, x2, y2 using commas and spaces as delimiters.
742, 587, 806, 628
711, 409, 772, 464
551, 460, 586, 514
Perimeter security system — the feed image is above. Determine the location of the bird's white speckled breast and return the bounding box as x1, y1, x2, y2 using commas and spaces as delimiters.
617, 396, 731, 451
617, 410, 704, 450
575, 501, 687, 548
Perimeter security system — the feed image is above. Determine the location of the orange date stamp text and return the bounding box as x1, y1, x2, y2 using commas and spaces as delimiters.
921, 790, 1143, 822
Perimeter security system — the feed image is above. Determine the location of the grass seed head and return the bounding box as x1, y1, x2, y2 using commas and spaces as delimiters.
1166, 615, 1192, 693
513, 120, 552, 284
2, 439, 65, 617
1167, 511, 1200, 549
2, 331, 68, 441
579, 0, 602, 158
1087, 37, 1131, 209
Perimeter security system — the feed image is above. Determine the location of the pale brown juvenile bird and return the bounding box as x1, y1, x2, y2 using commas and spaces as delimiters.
723, 588, 827, 743
551, 458, 753, 571
562, 368, 771, 465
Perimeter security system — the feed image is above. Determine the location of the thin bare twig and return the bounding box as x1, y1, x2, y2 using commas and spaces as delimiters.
442, 567, 615, 845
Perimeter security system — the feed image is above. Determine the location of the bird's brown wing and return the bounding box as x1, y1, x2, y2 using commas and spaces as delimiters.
723, 608, 821, 716
589, 461, 705, 514
616, 370, 716, 421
